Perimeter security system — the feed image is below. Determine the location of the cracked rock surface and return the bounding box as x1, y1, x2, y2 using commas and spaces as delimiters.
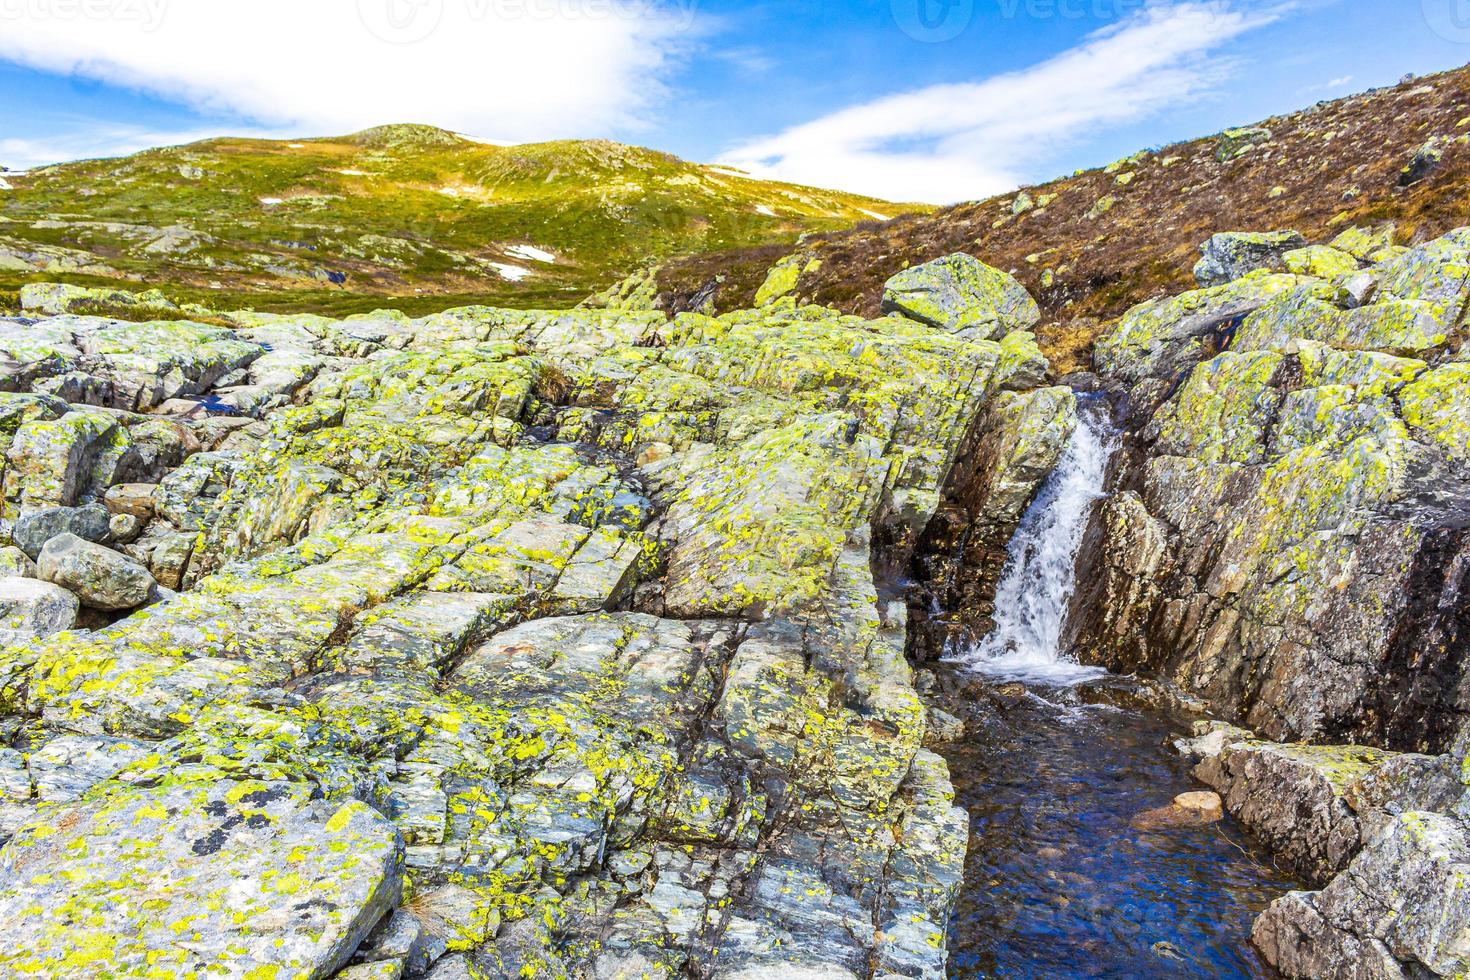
0, 254, 1059, 977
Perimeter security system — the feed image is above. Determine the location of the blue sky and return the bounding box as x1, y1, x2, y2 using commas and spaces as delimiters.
2, 0, 1467, 202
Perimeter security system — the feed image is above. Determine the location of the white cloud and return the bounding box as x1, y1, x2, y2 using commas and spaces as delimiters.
0, 0, 699, 163
719, 2, 1283, 204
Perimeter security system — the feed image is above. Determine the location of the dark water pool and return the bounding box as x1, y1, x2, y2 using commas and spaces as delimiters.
938, 677, 1300, 979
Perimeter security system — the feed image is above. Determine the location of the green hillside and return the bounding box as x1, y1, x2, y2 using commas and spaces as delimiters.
0, 124, 922, 316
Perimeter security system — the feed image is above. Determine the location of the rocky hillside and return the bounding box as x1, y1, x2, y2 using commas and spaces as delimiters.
2, 63, 1470, 980
1065, 220, 1470, 976
649, 65, 1470, 373
0, 125, 917, 317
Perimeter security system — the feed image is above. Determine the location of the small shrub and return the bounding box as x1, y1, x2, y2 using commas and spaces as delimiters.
64, 298, 236, 328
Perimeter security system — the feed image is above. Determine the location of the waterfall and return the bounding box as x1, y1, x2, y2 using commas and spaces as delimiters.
958, 399, 1117, 685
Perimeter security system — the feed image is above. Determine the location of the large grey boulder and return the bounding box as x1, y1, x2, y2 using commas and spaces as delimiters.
1193, 230, 1307, 287
882, 253, 1041, 338
12, 503, 111, 559
0, 577, 78, 645
1255, 811, 1470, 978
37, 533, 155, 610
0, 776, 403, 977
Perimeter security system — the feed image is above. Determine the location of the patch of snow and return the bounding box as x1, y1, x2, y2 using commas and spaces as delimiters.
506, 244, 555, 263
287, 143, 306, 149
754, 204, 777, 217
486, 262, 533, 282
708, 166, 751, 179
335, 169, 373, 176
457, 133, 516, 146
860, 209, 892, 221
258, 197, 284, 206
0, 179, 11, 191
437, 187, 461, 197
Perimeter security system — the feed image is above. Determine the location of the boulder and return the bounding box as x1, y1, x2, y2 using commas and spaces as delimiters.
0, 547, 34, 578
37, 533, 156, 611
1331, 225, 1398, 261
1399, 136, 1449, 187
0, 776, 403, 977
103, 482, 158, 520
1094, 271, 1311, 384
1131, 791, 1224, 831
2, 410, 127, 513
1194, 231, 1307, 287
0, 577, 78, 646
1255, 812, 1470, 978
1216, 126, 1271, 162
108, 512, 143, 544
754, 253, 813, 308
11, 503, 112, 559
147, 531, 197, 591
882, 253, 1041, 338
1284, 244, 1361, 280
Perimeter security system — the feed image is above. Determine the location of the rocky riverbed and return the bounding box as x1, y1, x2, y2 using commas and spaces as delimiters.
0, 219, 1466, 978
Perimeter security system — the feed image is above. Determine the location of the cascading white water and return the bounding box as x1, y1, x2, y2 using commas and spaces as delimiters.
958, 400, 1117, 685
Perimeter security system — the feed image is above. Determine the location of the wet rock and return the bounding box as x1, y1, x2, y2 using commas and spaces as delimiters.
37, 532, 156, 611
1131, 791, 1224, 830
12, 503, 112, 559
924, 706, 966, 746
882, 253, 1041, 338
0, 577, 78, 645
1193, 230, 1307, 287
0, 776, 403, 977
909, 386, 1076, 655
1186, 721, 1459, 886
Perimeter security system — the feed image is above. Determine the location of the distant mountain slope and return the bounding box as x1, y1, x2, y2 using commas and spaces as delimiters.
0, 125, 921, 316
651, 66, 1470, 372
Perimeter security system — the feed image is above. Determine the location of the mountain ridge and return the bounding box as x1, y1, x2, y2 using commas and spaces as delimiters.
0, 128, 924, 317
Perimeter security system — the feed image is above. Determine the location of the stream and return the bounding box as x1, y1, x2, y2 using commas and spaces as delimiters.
937, 404, 1302, 978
